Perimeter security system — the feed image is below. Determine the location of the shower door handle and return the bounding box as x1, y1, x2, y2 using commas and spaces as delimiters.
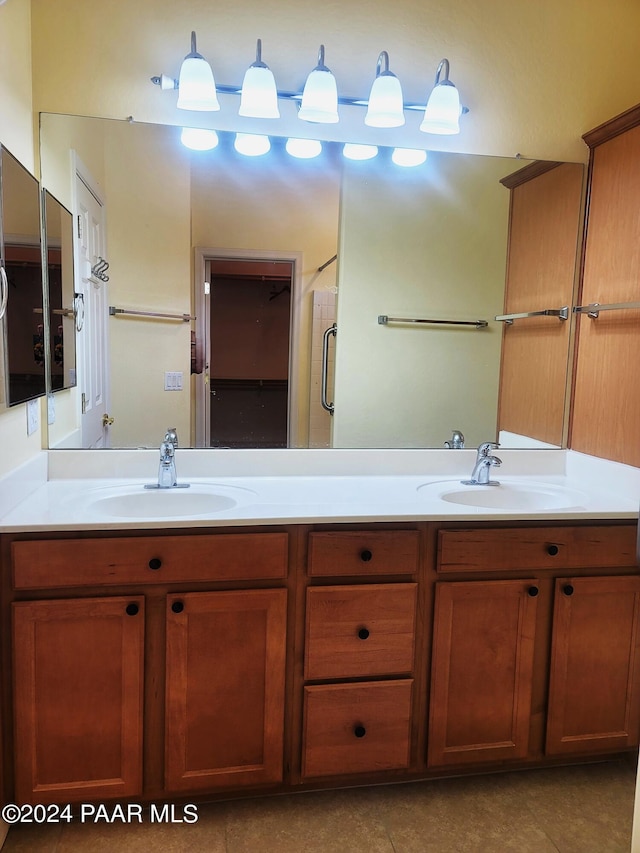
321, 323, 337, 415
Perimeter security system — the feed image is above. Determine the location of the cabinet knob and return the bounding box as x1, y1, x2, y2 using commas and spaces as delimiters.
359, 549, 373, 562
563, 584, 574, 596
171, 601, 184, 614
353, 725, 367, 738
125, 603, 139, 616
148, 557, 162, 570
357, 627, 370, 640
527, 586, 539, 597
546, 544, 560, 556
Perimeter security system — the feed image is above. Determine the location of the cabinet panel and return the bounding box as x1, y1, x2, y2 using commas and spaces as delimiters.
571, 124, 640, 466
308, 531, 419, 577
438, 525, 637, 573
165, 588, 287, 793
302, 680, 413, 778
12, 532, 288, 589
546, 575, 640, 755
304, 584, 417, 680
13, 596, 144, 804
428, 579, 538, 767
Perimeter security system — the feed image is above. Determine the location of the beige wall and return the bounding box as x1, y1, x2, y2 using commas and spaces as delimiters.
30, 0, 640, 164
333, 152, 510, 448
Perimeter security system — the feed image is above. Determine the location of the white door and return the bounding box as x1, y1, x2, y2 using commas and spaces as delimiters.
75, 172, 110, 448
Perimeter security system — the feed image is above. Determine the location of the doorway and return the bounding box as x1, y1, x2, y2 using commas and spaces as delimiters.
203, 256, 294, 448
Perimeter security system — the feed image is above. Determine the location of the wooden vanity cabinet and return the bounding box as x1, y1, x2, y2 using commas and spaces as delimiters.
300, 529, 419, 780
6, 530, 289, 804
428, 524, 640, 770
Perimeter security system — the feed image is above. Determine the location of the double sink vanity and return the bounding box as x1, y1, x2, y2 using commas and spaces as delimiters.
0, 446, 638, 807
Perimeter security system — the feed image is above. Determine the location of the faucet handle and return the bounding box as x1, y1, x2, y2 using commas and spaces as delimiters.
164, 427, 178, 447
477, 440, 500, 457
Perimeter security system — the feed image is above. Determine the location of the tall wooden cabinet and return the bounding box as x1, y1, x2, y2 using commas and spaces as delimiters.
571, 106, 640, 466
497, 161, 584, 446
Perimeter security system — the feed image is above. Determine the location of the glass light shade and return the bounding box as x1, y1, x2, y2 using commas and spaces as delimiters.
234, 133, 271, 156
298, 69, 339, 123
391, 147, 427, 167
420, 82, 461, 134
180, 127, 219, 151
365, 74, 405, 127
342, 143, 378, 161
177, 55, 220, 111
285, 138, 322, 159
239, 65, 280, 118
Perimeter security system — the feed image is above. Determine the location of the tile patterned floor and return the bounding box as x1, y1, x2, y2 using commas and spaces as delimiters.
2, 760, 636, 852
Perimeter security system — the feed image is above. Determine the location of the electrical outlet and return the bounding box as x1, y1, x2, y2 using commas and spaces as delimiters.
26, 399, 39, 436
47, 393, 56, 425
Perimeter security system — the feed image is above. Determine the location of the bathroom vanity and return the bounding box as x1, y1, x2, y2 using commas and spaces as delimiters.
0, 449, 638, 808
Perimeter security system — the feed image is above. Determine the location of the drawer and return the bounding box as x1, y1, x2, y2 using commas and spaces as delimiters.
437, 525, 638, 574
302, 680, 413, 779
12, 532, 288, 589
308, 530, 419, 577
304, 584, 417, 680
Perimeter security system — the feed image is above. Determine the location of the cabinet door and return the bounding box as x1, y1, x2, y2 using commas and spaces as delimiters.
165, 588, 287, 793
546, 575, 640, 755
13, 596, 144, 804
428, 579, 538, 767
571, 125, 640, 466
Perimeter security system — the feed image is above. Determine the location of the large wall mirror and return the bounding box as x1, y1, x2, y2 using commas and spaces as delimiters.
39, 112, 584, 450
43, 190, 77, 393
0, 147, 46, 408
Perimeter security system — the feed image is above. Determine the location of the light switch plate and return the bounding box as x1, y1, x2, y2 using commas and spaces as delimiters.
26, 399, 39, 435
164, 371, 184, 391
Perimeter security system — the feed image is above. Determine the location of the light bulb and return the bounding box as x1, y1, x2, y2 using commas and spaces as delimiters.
176, 32, 220, 112
298, 46, 339, 124
234, 133, 271, 156
285, 138, 322, 159
342, 143, 378, 161
391, 148, 427, 167
180, 128, 219, 151
239, 39, 280, 119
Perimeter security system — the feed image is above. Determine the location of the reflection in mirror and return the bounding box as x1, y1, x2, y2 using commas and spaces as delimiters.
38, 113, 584, 450
0, 148, 45, 407
43, 191, 76, 392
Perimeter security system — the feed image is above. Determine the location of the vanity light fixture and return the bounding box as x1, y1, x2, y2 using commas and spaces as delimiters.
234, 132, 271, 156
391, 147, 428, 167
152, 41, 467, 134
180, 127, 219, 150
342, 143, 379, 161
176, 31, 220, 112
420, 58, 461, 135
365, 52, 405, 128
239, 39, 280, 119
298, 45, 339, 124
285, 138, 322, 159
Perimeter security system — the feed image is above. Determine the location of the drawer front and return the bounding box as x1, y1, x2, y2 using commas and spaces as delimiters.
304, 583, 417, 680
438, 525, 638, 574
308, 530, 419, 577
12, 532, 288, 589
302, 680, 413, 779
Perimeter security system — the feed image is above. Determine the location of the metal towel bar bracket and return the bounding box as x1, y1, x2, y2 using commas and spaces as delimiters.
495, 306, 569, 325
378, 315, 488, 329
573, 300, 640, 319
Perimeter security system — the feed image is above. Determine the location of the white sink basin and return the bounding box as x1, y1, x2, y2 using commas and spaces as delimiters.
417, 480, 588, 511
83, 483, 257, 519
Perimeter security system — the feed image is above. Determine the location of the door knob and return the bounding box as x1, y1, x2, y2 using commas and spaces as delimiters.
102, 413, 115, 427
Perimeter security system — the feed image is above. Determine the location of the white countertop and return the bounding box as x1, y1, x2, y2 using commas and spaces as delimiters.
0, 448, 638, 532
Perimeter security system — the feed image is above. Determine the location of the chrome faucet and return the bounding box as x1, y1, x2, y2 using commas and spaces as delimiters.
444, 429, 465, 449
462, 441, 502, 486
157, 440, 177, 488
144, 430, 190, 490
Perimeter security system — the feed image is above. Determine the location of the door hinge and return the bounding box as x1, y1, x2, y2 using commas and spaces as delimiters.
77, 215, 83, 240
81, 392, 86, 414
